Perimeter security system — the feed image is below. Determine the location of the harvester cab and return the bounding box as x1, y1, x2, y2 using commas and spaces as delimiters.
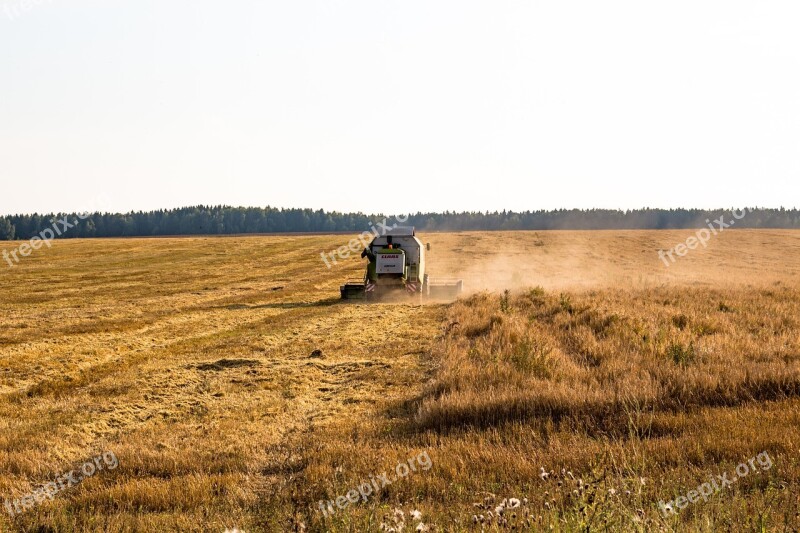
340, 227, 463, 301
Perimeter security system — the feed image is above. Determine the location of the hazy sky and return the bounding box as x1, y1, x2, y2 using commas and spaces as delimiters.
1, 1, 798, 215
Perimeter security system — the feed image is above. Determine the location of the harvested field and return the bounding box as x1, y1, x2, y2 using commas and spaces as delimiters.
1, 229, 799, 531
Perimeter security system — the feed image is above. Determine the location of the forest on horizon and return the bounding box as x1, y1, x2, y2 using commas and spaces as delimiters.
1, 206, 799, 240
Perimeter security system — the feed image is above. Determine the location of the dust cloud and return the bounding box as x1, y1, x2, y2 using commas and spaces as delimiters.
421, 229, 800, 294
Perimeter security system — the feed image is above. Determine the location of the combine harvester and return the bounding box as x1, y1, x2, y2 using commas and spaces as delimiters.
340, 227, 463, 301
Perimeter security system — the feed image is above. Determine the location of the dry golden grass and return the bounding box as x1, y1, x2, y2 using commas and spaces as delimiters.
1, 229, 799, 531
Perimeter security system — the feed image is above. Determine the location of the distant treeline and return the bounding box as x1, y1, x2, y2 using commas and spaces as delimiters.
1, 206, 799, 240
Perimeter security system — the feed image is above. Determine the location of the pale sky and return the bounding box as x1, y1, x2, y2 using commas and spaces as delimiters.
1, 1, 798, 216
